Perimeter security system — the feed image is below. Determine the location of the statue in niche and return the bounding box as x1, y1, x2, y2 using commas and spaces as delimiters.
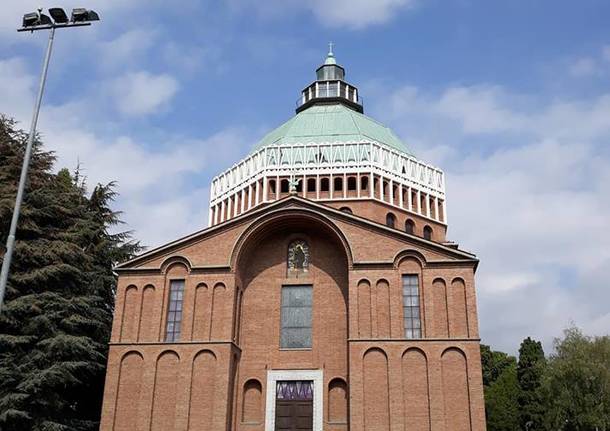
288, 240, 310, 274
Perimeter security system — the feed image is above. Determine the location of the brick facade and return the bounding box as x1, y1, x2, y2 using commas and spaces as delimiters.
99, 197, 486, 430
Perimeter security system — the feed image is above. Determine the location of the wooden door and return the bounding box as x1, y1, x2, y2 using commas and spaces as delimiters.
275, 400, 313, 431
275, 381, 314, 431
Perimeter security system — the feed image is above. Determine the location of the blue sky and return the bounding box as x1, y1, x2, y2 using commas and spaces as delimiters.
2, 0, 610, 354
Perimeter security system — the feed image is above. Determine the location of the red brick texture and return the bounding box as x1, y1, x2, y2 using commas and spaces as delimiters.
99, 197, 486, 430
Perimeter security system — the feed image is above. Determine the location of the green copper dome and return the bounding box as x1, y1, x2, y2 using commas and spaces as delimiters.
252, 104, 412, 155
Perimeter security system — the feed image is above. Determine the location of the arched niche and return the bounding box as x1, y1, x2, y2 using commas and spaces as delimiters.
402, 348, 431, 430
363, 348, 390, 429
432, 278, 449, 338
188, 350, 217, 430
151, 351, 180, 430
242, 379, 263, 423
328, 377, 348, 423
441, 347, 471, 431
120, 285, 138, 342
114, 351, 144, 431
451, 277, 469, 337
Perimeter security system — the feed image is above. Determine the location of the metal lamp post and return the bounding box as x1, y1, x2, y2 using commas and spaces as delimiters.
0, 8, 100, 314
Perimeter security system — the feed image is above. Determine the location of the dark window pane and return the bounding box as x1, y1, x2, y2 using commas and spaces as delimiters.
165, 280, 185, 342
402, 274, 421, 339
280, 285, 312, 348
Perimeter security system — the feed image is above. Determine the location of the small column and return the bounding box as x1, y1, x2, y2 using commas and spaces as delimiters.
227, 196, 233, 220
248, 184, 253, 209
416, 190, 421, 214
220, 200, 226, 222
442, 199, 447, 223
425, 193, 431, 218
378, 175, 383, 201
208, 207, 213, 227
276, 175, 280, 200
357, 172, 361, 198
316, 174, 320, 200
303, 174, 307, 198
259, 179, 263, 205
214, 204, 219, 225
315, 82, 319, 97
389, 179, 394, 205
329, 173, 333, 199
370, 172, 374, 198
407, 187, 413, 211
241, 188, 246, 214
434, 196, 439, 221
399, 184, 404, 208
343, 173, 347, 199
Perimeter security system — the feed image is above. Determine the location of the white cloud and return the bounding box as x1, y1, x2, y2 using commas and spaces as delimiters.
229, 0, 417, 29
568, 57, 599, 77
0, 58, 35, 119
99, 29, 158, 70
602, 45, 610, 63
309, 0, 417, 29
111, 71, 179, 116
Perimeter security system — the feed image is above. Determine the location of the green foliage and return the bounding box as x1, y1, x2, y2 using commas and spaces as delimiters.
542, 327, 610, 431
518, 336, 546, 430
481, 344, 520, 431
0, 116, 140, 431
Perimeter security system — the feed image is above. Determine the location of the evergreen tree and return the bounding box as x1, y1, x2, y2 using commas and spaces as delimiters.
542, 327, 610, 431
0, 116, 140, 431
518, 337, 546, 430
481, 344, 520, 431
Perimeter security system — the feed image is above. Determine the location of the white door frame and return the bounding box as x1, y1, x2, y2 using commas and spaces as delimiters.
265, 369, 324, 431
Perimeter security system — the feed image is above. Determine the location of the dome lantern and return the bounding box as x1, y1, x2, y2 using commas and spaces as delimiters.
297, 43, 362, 114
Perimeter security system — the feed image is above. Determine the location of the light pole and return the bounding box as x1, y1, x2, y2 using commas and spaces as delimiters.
0, 8, 100, 314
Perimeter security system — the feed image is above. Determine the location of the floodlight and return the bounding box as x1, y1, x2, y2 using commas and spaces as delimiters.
70, 8, 100, 22
49, 8, 69, 24
22, 12, 39, 27
22, 11, 52, 28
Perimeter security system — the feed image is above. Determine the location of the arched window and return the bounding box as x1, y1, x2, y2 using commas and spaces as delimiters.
347, 177, 357, 191
288, 240, 310, 273
307, 178, 316, 192
405, 219, 415, 234
334, 177, 343, 192
423, 225, 433, 240
280, 179, 289, 193
269, 179, 276, 194
339, 207, 352, 214
321, 178, 330, 192
361, 176, 369, 191
386, 213, 396, 228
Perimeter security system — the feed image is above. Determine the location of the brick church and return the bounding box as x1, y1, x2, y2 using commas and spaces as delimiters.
100, 48, 486, 430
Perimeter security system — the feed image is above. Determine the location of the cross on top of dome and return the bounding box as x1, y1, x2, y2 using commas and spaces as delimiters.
325, 42, 337, 65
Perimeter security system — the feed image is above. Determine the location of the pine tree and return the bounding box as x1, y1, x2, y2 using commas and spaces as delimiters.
0, 116, 140, 431
518, 337, 546, 430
